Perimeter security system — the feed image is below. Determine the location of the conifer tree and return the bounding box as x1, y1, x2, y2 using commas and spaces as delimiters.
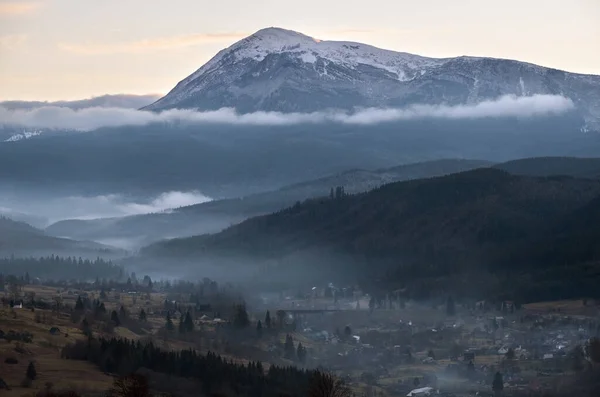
184, 311, 194, 332
256, 320, 263, 338
26, 361, 37, 380
111, 310, 120, 326
166, 312, 174, 331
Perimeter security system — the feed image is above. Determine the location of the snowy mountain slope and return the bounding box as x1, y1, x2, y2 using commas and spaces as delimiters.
144, 27, 600, 129
4, 130, 42, 142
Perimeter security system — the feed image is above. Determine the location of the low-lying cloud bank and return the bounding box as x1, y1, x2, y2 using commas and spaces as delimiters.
0, 94, 575, 131
0, 191, 212, 225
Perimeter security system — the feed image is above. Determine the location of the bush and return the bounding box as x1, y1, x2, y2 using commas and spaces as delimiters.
21, 377, 33, 388
4, 357, 18, 364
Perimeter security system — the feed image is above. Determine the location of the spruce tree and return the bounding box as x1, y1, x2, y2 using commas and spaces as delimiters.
75, 296, 84, 311
139, 309, 147, 321
265, 310, 271, 328
166, 312, 174, 331
26, 361, 37, 380
111, 310, 120, 326
492, 372, 504, 394
184, 311, 194, 332
178, 313, 185, 333
256, 320, 263, 337
284, 334, 295, 359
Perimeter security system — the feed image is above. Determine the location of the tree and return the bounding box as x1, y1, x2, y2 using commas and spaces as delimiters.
344, 325, 352, 338
284, 334, 295, 359
119, 305, 127, 319
75, 296, 84, 311
165, 312, 174, 331
265, 311, 271, 329
139, 309, 147, 322
308, 371, 352, 397
26, 361, 37, 380
184, 311, 194, 332
233, 304, 250, 329
256, 320, 263, 338
492, 372, 504, 395
178, 313, 185, 333
427, 349, 435, 360
505, 347, 515, 360
81, 318, 92, 337
413, 377, 420, 387
109, 374, 149, 397
276, 310, 286, 328
110, 310, 120, 326
297, 342, 307, 363
446, 296, 456, 316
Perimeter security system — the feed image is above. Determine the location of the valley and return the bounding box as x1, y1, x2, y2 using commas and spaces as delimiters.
1, 17, 600, 397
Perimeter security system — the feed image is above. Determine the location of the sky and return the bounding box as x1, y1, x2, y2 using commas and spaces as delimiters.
0, 0, 598, 101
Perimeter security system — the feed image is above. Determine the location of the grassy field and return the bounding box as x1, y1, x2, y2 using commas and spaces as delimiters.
0, 304, 114, 396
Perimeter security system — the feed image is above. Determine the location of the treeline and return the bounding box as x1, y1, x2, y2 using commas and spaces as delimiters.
0, 255, 124, 281
61, 337, 319, 397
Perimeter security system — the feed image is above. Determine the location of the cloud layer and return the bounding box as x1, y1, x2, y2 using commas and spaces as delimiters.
0, 94, 575, 131
0, 191, 212, 224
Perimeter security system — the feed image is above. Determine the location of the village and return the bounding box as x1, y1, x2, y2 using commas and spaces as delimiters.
1, 274, 599, 396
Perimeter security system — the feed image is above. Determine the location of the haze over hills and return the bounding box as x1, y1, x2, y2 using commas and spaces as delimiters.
141, 168, 600, 300
45, 159, 491, 247
0, 216, 125, 258
44, 157, 600, 248
145, 27, 600, 130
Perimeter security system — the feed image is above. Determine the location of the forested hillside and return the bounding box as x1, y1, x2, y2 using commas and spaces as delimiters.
143, 169, 600, 301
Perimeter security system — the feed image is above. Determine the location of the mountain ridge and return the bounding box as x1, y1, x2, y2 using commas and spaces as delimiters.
144, 27, 600, 130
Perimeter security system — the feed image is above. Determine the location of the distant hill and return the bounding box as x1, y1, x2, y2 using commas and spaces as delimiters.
494, 156, 600, 179
0, 216, 125, 258
45, 159, 491, 248
141, 169, 600, 301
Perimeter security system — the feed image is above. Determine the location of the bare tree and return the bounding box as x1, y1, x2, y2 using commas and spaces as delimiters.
109, 374, 149, 397
308, 371, 352, 397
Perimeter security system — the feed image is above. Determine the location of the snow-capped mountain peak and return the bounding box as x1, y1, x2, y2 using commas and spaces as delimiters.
143, 27, 600, 129
183, 27, 443, 85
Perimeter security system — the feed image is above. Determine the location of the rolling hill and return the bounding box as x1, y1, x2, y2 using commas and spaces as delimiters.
45, 159, 491, 247
0, 216, 125, 258
141, 168, 600, 301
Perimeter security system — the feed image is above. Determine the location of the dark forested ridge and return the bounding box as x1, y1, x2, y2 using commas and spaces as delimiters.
142, 168, 600, 301
494, 156, 600, 179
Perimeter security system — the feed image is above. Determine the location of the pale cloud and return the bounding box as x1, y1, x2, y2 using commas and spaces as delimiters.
58, 32, 249, 55
0, 34, 27, 49
0, 95, 576, 131
0, 1, 39, 16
